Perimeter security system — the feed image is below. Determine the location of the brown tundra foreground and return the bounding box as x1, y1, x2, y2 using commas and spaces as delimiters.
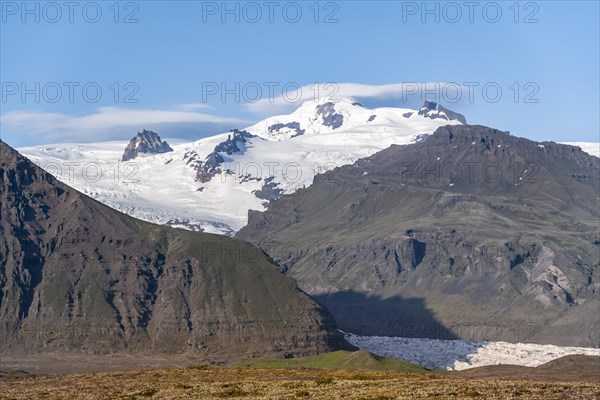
1, 353, 599, 400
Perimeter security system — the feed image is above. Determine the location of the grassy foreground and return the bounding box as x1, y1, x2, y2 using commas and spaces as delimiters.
2, 365, 599, 399
2, 352, 600, 400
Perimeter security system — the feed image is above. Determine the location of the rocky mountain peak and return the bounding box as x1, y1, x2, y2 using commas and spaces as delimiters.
190, 129, 255, 184
421, 100, 438, 110
418, 101, 467, 124
122, 129, 173, 161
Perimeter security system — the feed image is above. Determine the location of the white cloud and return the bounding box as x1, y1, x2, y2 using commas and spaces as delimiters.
1, 107, 247, 142
177, 103, 213, 111
1, 82, 467, 144
245, 82, 466, 114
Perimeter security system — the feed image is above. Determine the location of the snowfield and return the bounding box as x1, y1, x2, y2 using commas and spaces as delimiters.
17, 99, 462, 235
560, 141, 600, 158
345, 332, 600, 371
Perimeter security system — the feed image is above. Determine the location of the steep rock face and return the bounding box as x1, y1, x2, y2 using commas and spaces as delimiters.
418, 101, 467, 124
238, 125, 600, 347
193, 129, 255, 183
0, 140, 350, 357
122, 130, 173, 161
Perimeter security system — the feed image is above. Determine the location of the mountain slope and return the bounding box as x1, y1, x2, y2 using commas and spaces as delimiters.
0, 140, 349, 358
237, 125, 600, 347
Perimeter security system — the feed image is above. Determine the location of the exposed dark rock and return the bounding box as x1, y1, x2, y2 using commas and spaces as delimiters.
316, 102, 344, 129
195, 152, 225, 183
438, 104, 467, 124
418, 101, 467, 124
214, 129, 254, 155
367, 115, 377, 122
194, 129, 255, 183
253, 177, 284, 201
239, 174, 262, 184
421, 100, 437, 111
122, 130, 173, 161
268, 122, 305, 138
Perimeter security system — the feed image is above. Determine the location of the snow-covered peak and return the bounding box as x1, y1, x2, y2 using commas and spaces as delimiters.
245, 98, 465, 141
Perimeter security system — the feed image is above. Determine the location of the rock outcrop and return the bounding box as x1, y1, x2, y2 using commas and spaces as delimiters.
122, 130, 173, 161
418, 101, 467, 124
194, 129, 255, 183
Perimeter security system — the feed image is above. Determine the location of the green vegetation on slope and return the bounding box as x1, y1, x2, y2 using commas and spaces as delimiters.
235, 350, 430, 373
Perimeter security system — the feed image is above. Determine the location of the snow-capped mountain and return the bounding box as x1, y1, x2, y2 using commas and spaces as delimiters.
16, 99, 598, 235
244, 98, 465, 140
17, 99, 463, 234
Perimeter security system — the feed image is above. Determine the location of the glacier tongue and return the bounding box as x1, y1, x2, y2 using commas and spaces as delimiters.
344, 332, 600, 371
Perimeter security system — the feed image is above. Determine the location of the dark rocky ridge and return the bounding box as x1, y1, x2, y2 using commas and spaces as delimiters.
192, 129, 255, 183
418, 101, 467, 124
238, 125, 600, 347
122, 130, 173, 161
253, 177, 284, 201
0, 140, 350, 357
268, 122, 305, 138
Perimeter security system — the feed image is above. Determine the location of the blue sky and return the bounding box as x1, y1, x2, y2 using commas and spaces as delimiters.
1, 0, 599, 146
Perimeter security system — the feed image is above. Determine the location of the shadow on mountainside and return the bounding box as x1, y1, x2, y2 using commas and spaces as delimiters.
314, 291, 498, 370
314, 291, 459, 340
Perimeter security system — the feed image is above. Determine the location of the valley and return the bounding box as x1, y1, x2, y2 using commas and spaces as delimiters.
3, 2, 599, 398
2, 103, 599, 398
